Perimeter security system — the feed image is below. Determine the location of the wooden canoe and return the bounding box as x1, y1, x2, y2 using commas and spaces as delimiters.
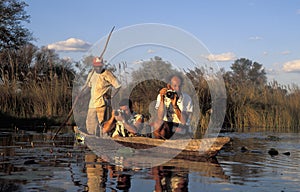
73, 126, 230, 167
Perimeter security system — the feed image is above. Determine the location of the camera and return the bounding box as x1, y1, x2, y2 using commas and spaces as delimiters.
114, 109, 124, 116
166, 90, 176, 99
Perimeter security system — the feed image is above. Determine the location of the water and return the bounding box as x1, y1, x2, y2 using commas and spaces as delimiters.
216, 132, 300, 192
0, 129, 299, 192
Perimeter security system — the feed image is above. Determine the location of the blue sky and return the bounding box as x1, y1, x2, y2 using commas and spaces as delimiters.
25, 0, 300, 86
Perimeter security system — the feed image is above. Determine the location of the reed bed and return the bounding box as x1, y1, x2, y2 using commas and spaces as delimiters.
223, 80, 300, 132
1, 52, 300, 133
0, 47, 74, 125
127, 62, 300, 134
0, 73, 73, 120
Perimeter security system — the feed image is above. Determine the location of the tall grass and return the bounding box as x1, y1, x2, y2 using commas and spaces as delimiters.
1, 52, 300, 133
223, 79, 300, 132
0, 64, 73, 124
115, 59, 300, 135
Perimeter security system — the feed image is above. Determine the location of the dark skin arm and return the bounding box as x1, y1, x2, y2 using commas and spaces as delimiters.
102, 111, 117, 134
102, 110, 142, 137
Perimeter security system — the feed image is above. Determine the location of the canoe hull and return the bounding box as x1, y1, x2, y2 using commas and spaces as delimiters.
74, 127, 230, 167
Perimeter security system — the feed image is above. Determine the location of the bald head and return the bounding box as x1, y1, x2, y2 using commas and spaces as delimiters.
170, 75, 183, 93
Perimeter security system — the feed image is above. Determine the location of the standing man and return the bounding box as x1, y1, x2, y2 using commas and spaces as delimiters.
85, 57, 121, 136
154, 74, 193, 139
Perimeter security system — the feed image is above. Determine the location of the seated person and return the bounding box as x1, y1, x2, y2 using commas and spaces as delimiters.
153, 74, 193, 139
103, 98, 144, 137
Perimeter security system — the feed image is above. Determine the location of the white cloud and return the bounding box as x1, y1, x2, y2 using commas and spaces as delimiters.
206, 52, 236, 62
47, 38, 91, 52
283, 59, 300, 73
249, 36, 263, 40
280, 50, 291, 55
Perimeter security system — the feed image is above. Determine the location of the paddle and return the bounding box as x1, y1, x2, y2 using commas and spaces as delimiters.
52, 26, 115, 140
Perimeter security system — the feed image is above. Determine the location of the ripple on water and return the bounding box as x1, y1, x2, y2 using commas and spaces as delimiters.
217, 132, 300, 191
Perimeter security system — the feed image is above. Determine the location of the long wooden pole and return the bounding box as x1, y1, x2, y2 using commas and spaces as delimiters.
52, 26, 115, 140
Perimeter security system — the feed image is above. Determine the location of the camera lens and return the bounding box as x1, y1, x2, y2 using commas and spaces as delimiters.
166, 91, 174, 99
114, 110, 119, 116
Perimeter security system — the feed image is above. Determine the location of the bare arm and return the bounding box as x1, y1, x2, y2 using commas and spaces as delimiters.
171, 93, 189, 124
102, 111, 116, 133
157, 99, 165, 121
173, 108, 188, 124
157, 88, 168, 120
122, 120, 138, 134
105, 70, 121, 99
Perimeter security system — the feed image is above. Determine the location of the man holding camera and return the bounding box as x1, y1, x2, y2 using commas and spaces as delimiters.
102, 99, 144, 137
85, 57, 121, 136
154, 74, 193, 139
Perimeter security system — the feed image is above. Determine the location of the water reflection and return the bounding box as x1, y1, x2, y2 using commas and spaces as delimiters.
0, 129, 83, 191
108, 164, 132, 191
84, 153, 134, 192
151, 166, 188, 192
2, 129, 299, 191
85, 153, 108, 192
217, 132, 300, 191
0, 128, 229, 191
83, 153, 228, 192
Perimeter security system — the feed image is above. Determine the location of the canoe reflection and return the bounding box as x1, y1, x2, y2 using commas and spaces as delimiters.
84, 153, 228, 192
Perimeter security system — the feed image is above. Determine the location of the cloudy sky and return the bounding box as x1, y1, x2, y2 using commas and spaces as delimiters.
25, 0, 300, 86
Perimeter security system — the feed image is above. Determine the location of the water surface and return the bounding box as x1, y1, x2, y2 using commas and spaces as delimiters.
0, 129, 299, 191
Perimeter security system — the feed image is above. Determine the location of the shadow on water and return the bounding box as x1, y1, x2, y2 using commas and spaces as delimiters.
0, 128, 230, 192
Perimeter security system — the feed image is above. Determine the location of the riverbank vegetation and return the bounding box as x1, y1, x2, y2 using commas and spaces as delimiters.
2, 49, 300, 133
0, 45, 75, 127
1, 0, 299, 132
122, 57, 300, 133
